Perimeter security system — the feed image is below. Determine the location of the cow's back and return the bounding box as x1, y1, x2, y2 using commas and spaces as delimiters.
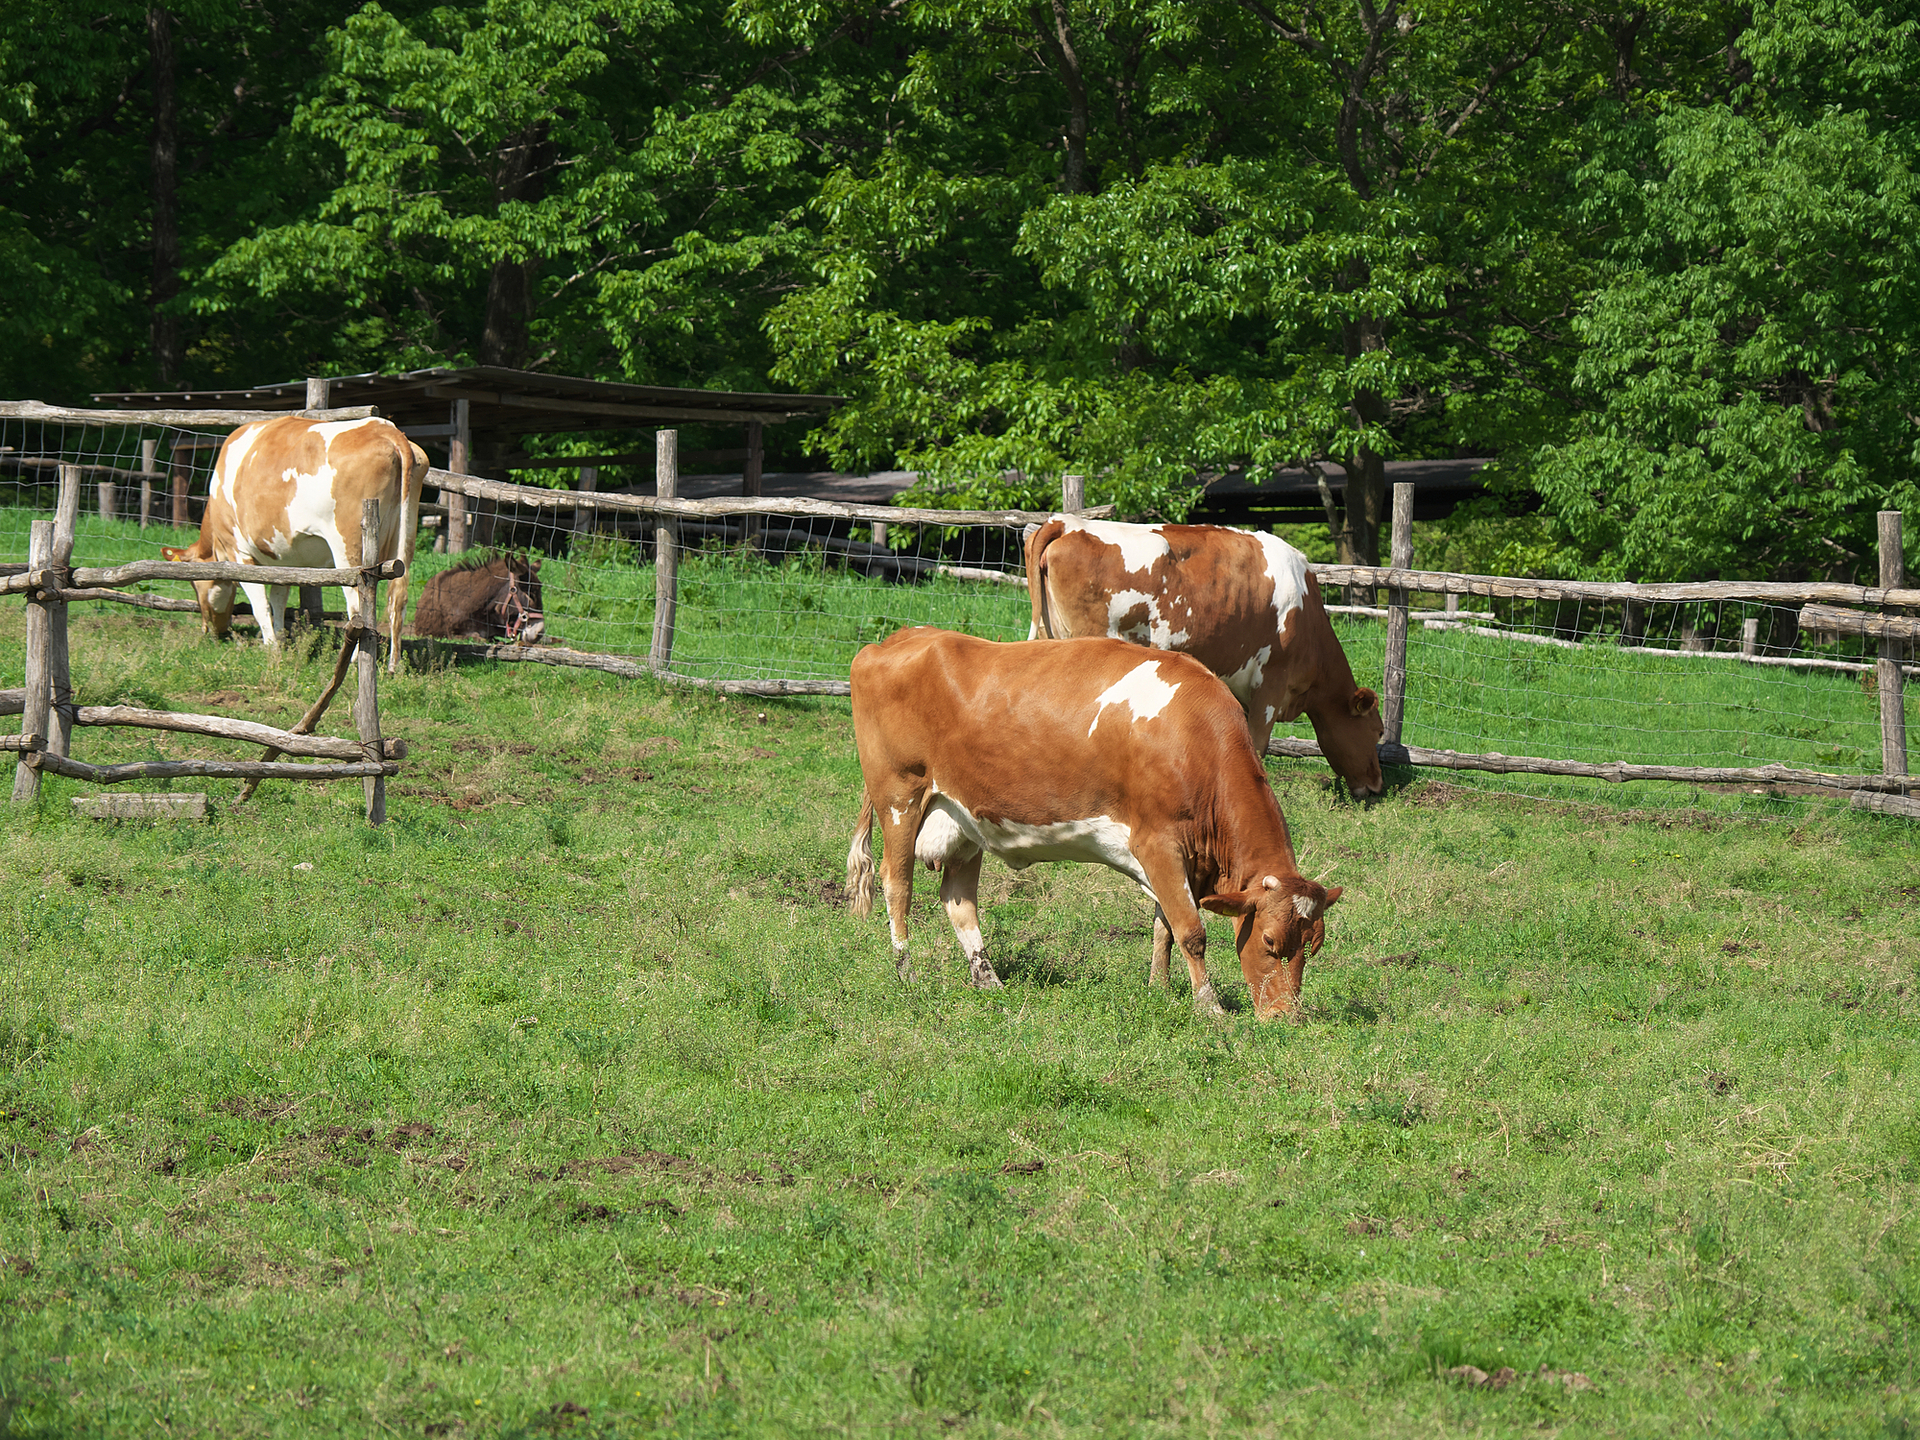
851, 629, 1262, 828
211, 416, 423, 565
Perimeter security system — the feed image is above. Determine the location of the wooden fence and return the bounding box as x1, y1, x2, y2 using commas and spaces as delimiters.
6, 464, 405, 823
5, 401, 1912, 818
422, 465, 1914, 815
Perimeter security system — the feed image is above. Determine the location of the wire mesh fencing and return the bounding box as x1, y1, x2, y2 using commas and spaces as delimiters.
439, 482, 1035, 684
1, 413, 226, 579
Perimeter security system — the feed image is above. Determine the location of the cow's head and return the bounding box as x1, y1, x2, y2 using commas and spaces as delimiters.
1314, 685, 1384, 798
1202, 874, 1343, 1019
160, 541, 237, 638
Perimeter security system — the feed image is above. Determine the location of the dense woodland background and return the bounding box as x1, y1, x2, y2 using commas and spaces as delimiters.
1, 0, 1915, 581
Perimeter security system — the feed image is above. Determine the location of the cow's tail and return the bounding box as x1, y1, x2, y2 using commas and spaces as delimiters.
1025, 517, 1070, 640
387, 439, 428, 674
847, 789, 876, 917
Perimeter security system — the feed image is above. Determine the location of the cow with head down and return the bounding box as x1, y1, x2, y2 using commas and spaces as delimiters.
848, 628, 1342, 1018
1025, 515, 1383, 797
161, 414, 425, 667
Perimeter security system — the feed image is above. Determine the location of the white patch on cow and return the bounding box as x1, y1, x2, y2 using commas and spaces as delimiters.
220, 424, 266, 489
1104, 589, 1189, 649
888, 805, 906, 826
1264, 705, 1276, 726
1087, 660, 1180, 736
921, 794, 1149, 889
1062, 514, 1170, 574
311, 416, 382, 444
914, 807, 974, 868
1219, 644, 1272, 706
1292, 893, 1316, 919
1252, 531, 1310, 638
954, 923, 986, 960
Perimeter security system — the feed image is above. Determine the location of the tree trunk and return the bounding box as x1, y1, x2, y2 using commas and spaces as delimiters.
479, 121, 554, 368
1032, 0, 1094, 194
1339, 296, 1389, 567
147, 4, 182, 387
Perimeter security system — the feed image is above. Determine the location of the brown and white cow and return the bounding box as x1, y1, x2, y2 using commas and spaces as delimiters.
161, 415, 425, 665
1025, 515, 1384, 796
847, 628, 1342, 1018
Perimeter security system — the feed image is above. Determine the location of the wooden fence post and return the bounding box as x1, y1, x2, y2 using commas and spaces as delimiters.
97, 477, 115, 524
47, 465, 78, 761
1062, 473, 1085, 513
356, 497, 386, 826
651, 430, 679, 673
871, 520, 888, 549
1742, 617, 1760, 658
573, 464, 598, 545
742, 420, 764, 550
139, 438, 156, 529
445, 399, 471, 554
10, 520, 54, 804
1381, 482, 1413, 746
169, 439, 189, 526
1881, 510, 1908, 781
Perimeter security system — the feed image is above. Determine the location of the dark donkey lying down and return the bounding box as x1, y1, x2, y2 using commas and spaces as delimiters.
413, 552, 545, 642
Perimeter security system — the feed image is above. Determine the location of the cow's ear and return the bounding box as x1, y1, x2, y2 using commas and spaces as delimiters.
529, 556, 541, 572
1349, 688, 1378, 718
160, 546, 183, 561
1321, 886, 1343, 912
1200, 890, 1255, 917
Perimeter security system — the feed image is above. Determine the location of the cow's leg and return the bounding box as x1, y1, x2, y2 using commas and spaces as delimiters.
240, 580, 282, 647
939, 849, 1002, 991
1149, 905, 1175, 988
876, 797, 923, 981
1137, 850, 1224, 1018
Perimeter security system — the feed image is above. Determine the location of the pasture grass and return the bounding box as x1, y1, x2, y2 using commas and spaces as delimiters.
0, 607, 1916, 1437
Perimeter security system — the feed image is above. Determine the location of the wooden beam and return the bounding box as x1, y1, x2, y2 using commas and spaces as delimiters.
32, 753, 397, 784
1311, 563, 1920, 610
1266, 736, 1914, 795
425, 468, 1113, 528
1800, 603, 1920, 642
1, 400, 377, 427
422, 384, 796, 427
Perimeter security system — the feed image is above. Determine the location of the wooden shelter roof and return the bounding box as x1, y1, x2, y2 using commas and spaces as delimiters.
93, 365, 844, 434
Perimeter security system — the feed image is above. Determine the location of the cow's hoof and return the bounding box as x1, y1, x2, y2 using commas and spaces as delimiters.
1193, 981, 1226, 1019
970, 962, 1005, 991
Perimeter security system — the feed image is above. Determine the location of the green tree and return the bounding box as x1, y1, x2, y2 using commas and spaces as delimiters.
1534, 0, 1920, 582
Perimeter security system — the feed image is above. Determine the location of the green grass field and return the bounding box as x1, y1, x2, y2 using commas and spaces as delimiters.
0, 604, 1916, 1437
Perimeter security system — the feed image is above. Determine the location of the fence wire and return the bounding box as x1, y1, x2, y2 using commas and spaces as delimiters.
3, 414, 1910, 816
462, 497, 1033, 681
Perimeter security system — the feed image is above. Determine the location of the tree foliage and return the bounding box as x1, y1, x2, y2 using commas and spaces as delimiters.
0, 0, 1913, 580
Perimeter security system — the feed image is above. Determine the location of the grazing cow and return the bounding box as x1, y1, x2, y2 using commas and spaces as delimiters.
413, 553, 545, 643
847, 628, 1342, 1018
1025, 515, 1384, 796
161, 415, 425, 661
